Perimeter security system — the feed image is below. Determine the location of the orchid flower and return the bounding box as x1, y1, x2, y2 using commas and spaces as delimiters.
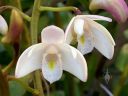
65, 15, 115, 59
89, 0, 128, 23
0, 15, 8, 35
15, 25, 87, 84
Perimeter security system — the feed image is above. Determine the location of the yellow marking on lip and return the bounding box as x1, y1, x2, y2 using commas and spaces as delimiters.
80, 35, 85, 45
48, 60, 55, 70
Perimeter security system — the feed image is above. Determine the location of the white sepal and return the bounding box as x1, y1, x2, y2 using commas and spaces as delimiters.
41, 25, 64, 44
15, 43, 43, 78
88, 19, 115, 59
59, 44, 88, 82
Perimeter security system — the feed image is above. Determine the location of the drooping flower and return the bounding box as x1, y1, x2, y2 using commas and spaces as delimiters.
0, 15, 8, 35
2, 9, 23, 44
65, 15, 115, 59
15, 25, 87, 84
89, 0, 128, 23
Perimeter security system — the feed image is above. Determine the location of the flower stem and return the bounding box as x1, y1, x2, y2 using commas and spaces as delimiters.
12, 0, 22, 9
33, 71, 44, 96
2, 58, 17, 74
39, 6, 78, 12
64, 74, 79, 96
8, 76, 39, 95
30, 0, 44, 96
0, 6, 31, 21
30, 0, 40, 44
0, 67, 9, 96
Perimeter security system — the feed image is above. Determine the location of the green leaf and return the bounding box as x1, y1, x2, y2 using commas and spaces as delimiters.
50, 91, 65, 96
9, 81, 26, 96
124, 29, 128, 39
116, 44, 128, 72
119, 83, 128, 96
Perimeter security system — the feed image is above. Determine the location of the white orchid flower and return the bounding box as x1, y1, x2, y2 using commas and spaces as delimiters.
0, 15, 8, 35
15, 25, 87, 84
65, 15, 115, 59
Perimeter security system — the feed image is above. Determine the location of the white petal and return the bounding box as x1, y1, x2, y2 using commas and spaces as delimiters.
15, 43, 44, 78
41, 25, 64, 44
42, 53, 62, 84
75, 15, 112, 22
84, 15, 112, 22
59, 44, 87, 82
77, 21, 94, 54
86, 18, 115, 45
65, 17, 75, 44
0, 15, 8, 35
77, 34, 94, 55
74, 18, 84, 36
88, 19, 115, 59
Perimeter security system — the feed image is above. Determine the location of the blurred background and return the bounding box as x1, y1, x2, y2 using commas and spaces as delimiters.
0, 0, 128, 96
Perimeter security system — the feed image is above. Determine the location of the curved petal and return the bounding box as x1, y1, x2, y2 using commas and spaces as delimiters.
87, 18, 115, 46
42, 53, 62, 84
0, 15, 8, 35
41, 25, 64, 44
84, 15, 112, 22
87, 19, 115, 59
15, 43, 44, 78
59, 44, 87, 82
65, 17, 75, 44
75, 15, 112, 22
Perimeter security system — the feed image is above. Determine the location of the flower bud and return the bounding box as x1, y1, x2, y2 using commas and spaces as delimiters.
0, 15, 8, 35
89, 0, 128, 23
2, 9, 23, 44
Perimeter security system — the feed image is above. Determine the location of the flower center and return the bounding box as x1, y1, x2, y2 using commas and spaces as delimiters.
43, 45, 61, 70
45, 54, 58, 70
79, 34, 85, 45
